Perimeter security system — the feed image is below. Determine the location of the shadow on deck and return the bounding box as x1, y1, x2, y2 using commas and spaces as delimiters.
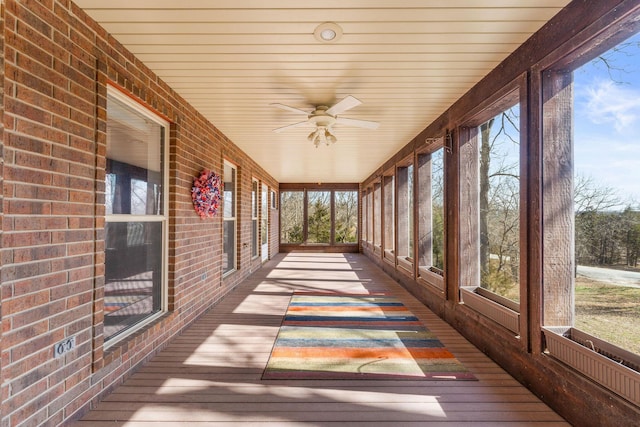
74, 253, 568, 426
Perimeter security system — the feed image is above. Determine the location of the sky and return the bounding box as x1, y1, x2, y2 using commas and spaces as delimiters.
573, 31, 640, 209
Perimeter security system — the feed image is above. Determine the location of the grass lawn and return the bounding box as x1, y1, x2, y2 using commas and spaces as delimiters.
575, 277, 640, 355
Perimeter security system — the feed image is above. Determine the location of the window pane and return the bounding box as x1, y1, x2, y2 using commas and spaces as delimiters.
335, 191, 358, 243
479, 105, 520, 301
223, 162, 236, 274
261, 186, 269, 246
252, 181, 258, 217
572, 32, 640, 355
223, 163, 236, 218
384, 176, 395, 253
431, 150, 444, 270
374, 183, 382, 247
223, 220, 235, 274
417, 148, 444, 273
252, 220, 258, 257
361, 191, 368, 242
397, 166, 412, 259
408, 165, 414, 259
252, 181, 258, 258
280, 191, 304, 243
308, 191, 331, 244
104, 222, 162, 340
106, 96, 163, 216
367, 189, 373, 243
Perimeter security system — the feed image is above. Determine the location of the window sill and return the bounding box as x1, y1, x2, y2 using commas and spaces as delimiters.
460, 286, 520, 334
104, 310, 168, 352
543, 327, 640, 406
418, 266, 445, 292
222, 269, 237, 279
383, 249, 395, 265
397, 256, 413, 276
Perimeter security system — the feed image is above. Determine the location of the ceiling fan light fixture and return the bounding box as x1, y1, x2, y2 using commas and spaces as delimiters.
325, 129, 337, 144
313, 134, 322, 148
314, 22, 342, 43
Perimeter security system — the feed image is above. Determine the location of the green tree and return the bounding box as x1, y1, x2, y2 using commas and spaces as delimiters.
335, 191, 358, 243
308, 192, 331, 243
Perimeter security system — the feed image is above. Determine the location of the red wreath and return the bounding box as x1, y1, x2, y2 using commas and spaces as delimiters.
191, 169, 223, 219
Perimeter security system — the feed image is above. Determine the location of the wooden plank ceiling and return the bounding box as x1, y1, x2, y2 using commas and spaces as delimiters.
76, 0, 570, 183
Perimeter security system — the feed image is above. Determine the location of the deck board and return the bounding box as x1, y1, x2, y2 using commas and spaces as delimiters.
73, 253, 568, 426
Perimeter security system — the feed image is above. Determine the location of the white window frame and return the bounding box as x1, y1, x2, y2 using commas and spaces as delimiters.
251, 178, 259, 259
261, 183, 269, 261
104, 85, 169, 348
223, 160, 237, 276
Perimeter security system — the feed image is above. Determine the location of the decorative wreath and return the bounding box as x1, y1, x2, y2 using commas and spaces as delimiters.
191, 169, 223, 219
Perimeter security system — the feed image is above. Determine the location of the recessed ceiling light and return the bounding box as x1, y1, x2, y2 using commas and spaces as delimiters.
314, 22, 342, 43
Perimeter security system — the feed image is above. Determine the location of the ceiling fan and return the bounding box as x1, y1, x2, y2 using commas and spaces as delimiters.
270, 95, 379, 147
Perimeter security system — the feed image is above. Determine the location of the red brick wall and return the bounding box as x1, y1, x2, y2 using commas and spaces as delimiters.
0, 1, 278, 425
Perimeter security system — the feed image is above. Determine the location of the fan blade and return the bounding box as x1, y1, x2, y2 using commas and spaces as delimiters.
336, 117, 380, 130
273, 121, 311, 133
270, 103, 309, 115
326, 95, 362, 115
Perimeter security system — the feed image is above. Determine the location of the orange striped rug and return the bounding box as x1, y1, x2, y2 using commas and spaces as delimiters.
262, 292, 476, 380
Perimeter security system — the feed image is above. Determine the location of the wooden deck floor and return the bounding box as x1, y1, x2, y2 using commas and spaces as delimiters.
74, 253, 569, 426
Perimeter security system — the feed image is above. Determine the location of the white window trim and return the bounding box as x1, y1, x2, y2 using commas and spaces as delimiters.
104, 85, 169, 348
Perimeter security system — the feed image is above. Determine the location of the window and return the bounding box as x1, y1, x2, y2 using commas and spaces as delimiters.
261, 183, 269, 261
104, 86, 168, 343
307, 191, 331, 244
280, 187, 359, 247
361, 190, 368, 243
543, 30, 640, 358
280, 191, 304, 244
459, 96, 521, 305
367, 188, 373, 244
335, 191, 358, 243
223, 161, 237, 275
366, 188, 373, 244
373, 181, 382, 252
396, 161, 414, 273
383, 174, 395, 262
417, 144, 445, 287
251, 179, 259, 259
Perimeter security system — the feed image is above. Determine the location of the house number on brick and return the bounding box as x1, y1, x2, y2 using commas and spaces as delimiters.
53, 336, 76, 358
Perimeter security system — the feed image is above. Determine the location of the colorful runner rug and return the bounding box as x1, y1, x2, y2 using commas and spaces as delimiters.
263, 292, 476, 380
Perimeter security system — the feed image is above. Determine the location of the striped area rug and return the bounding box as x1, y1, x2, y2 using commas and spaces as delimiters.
263, 292, 476, 380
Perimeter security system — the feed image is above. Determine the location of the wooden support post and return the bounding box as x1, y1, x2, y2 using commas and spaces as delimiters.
542, 70, 575, 326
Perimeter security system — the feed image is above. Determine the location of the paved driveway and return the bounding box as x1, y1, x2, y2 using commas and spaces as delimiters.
577, 265, 640, 288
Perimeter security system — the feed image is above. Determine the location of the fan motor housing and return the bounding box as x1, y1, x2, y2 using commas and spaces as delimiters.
309, 106, 336, 127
